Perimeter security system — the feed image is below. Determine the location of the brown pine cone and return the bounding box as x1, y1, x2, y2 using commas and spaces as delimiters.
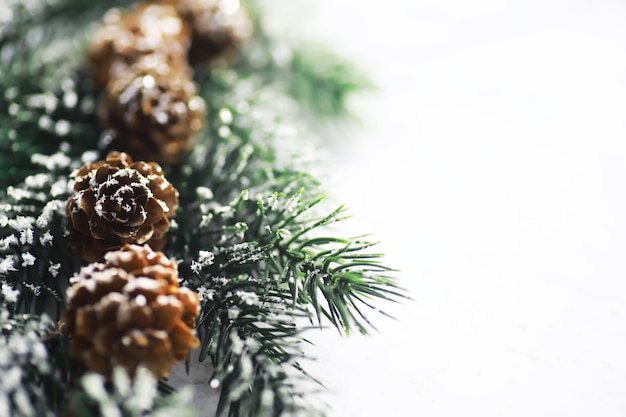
98, 65, 206, 165
66, 152, 179, 262
162, 0, 253, 66
86, 3, 192, 88
63, 244, 201, 380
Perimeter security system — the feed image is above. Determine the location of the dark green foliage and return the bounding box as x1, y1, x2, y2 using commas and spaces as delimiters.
69, 367, 198, 417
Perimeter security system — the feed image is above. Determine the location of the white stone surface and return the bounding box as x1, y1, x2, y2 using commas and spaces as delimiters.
179, 1, 626, 416
277, 1, 626, 417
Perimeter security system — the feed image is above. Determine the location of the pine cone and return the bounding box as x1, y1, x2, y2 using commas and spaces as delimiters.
66, 152, 179, 262
86, 3, 192, 88
98, 65, 206, 164
163, 0, 253, 65
63, 244, 201, 380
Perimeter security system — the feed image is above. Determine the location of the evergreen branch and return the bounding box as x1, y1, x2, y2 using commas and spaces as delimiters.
70, 367, 197, 417
0, 1, 409, 416
0, 308, 70, 416
238, 0, 375, 120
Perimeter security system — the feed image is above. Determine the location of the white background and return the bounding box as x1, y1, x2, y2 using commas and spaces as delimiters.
263, 1, 626, 416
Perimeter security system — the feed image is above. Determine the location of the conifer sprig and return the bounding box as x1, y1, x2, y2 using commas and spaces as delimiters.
0, 0, 408, 416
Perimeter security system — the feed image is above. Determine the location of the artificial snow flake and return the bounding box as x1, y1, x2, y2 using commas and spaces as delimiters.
215, 205, 234, 219
198, 250, 214, 265
13, 388, 34, 416
112, 367, 131, 401
191, 250, 214, 275
19, 227, 34, 245
38, 114, 53, 130
31, 342, 47, 362
39, 231, 53, 246
130, 367, 158, 411
199, 213, 213, 228
50, 178, 72, 197
196, 186, 214, 199
0, 235, 18, 250
228, 307, 240, 320
190, 261, 202, 275
196, 286, 216, 302
236, 290, 259, 306
26, 93, 58, 113
31, 152, 71, 170
1, 283, 19, 303
7, 187, 31, 201
219, 108, 233, 124
267, 192, 278, 210
0, 256, 17, 275
55, 119, 71, 136
36, 200, 65, 228
0, 393, 8, 417
21, 252, 35, 267
81, 150, 100, 164
63, 90, 78, 108
8, 216, 35, 232
218, 125, 231, 138
24, 173, 50, 188
22, 283, 41, 296
2, 366, 21, 392
81, 373, 109, 403
230, 333, 244, 355
48, 262, 61, 278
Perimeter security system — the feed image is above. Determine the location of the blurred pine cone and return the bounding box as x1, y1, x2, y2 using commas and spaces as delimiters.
98, 65, 206, 164
162, 0, 253, 66
86, 3, 192, 88
66, 152, 179, 262
63, 244, 201, 380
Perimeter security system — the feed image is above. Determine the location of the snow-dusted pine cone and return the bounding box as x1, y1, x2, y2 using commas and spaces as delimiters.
162, 0, 253, 65
63, 244, 200, 379
98, 65, 206, 165
86, 3, 192, 88
66, 152, 179, 262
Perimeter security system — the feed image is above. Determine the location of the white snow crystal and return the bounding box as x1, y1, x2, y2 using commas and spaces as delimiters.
50, 178, 71, 197
228, 307, 240, 320
2, 366, 21, 391
198, 250, 215, 265
196, 186, 214, 199
14, 389, 34, 417
31, 152, 71, 170
132, 367, 157, 411
20, 227, 34, 245
9, 216, 35, 231
1, 283, 19, 303
236, 290, 259, 306
24, 173, 50, 188
0, 256, 17, 275
36, 200, 64, 228
7, 186, 31, 201
48, 263, 61, 278
0, 235, 18, 250
81, 150, 99, 164
191, 250, 215, 274
21, 252, 35, 267
39, 231, 53, 245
